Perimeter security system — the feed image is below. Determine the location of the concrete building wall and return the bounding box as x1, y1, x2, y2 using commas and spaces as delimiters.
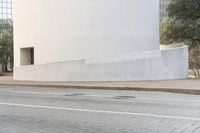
13, 0, 188, 81
14, 46, 188, 81
161, 45, 189, 79
14, 0, 159, 67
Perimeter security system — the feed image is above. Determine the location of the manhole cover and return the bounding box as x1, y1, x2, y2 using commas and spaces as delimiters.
114, 96, 136, 99
65, 93, 84, 97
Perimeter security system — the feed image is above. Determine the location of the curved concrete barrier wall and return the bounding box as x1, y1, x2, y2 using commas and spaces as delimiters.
14, 46, 188, 81
161, 45, 189, 79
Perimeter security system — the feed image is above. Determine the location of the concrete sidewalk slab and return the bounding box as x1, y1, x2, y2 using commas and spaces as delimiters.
0, 76, 200, 95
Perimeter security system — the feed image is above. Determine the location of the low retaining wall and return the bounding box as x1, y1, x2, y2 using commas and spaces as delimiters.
14, 46, 188, 81
161, 45, 188, 79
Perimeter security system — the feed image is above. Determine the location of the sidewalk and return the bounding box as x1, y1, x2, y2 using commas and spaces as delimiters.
0, 76, 200, 95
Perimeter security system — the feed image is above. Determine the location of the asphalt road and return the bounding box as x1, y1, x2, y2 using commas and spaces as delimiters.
0, 86, 200, 133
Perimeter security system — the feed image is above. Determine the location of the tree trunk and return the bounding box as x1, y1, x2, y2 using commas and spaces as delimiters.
192, 68, 197, 78
4, 65, 8, 72
196, 68, 200, 78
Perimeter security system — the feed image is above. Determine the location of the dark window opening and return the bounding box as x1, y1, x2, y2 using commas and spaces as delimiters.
20, 47, 34, 66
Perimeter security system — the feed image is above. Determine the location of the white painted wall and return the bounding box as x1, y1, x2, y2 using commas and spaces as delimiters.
13, 0, 188, 81
14, 46, 188, 81
161, 45, 189, 79
14, 0, 159, 67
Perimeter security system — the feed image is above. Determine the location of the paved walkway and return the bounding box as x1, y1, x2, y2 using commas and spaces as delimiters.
0, 76, 200, 94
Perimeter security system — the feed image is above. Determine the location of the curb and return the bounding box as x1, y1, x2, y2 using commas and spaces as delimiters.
0, 83, 199, 95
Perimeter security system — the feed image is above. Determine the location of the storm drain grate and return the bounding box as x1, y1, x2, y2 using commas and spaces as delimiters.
114, 96, 136, 99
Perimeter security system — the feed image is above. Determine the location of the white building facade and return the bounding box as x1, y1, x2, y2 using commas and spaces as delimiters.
13, 0, 188, 81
